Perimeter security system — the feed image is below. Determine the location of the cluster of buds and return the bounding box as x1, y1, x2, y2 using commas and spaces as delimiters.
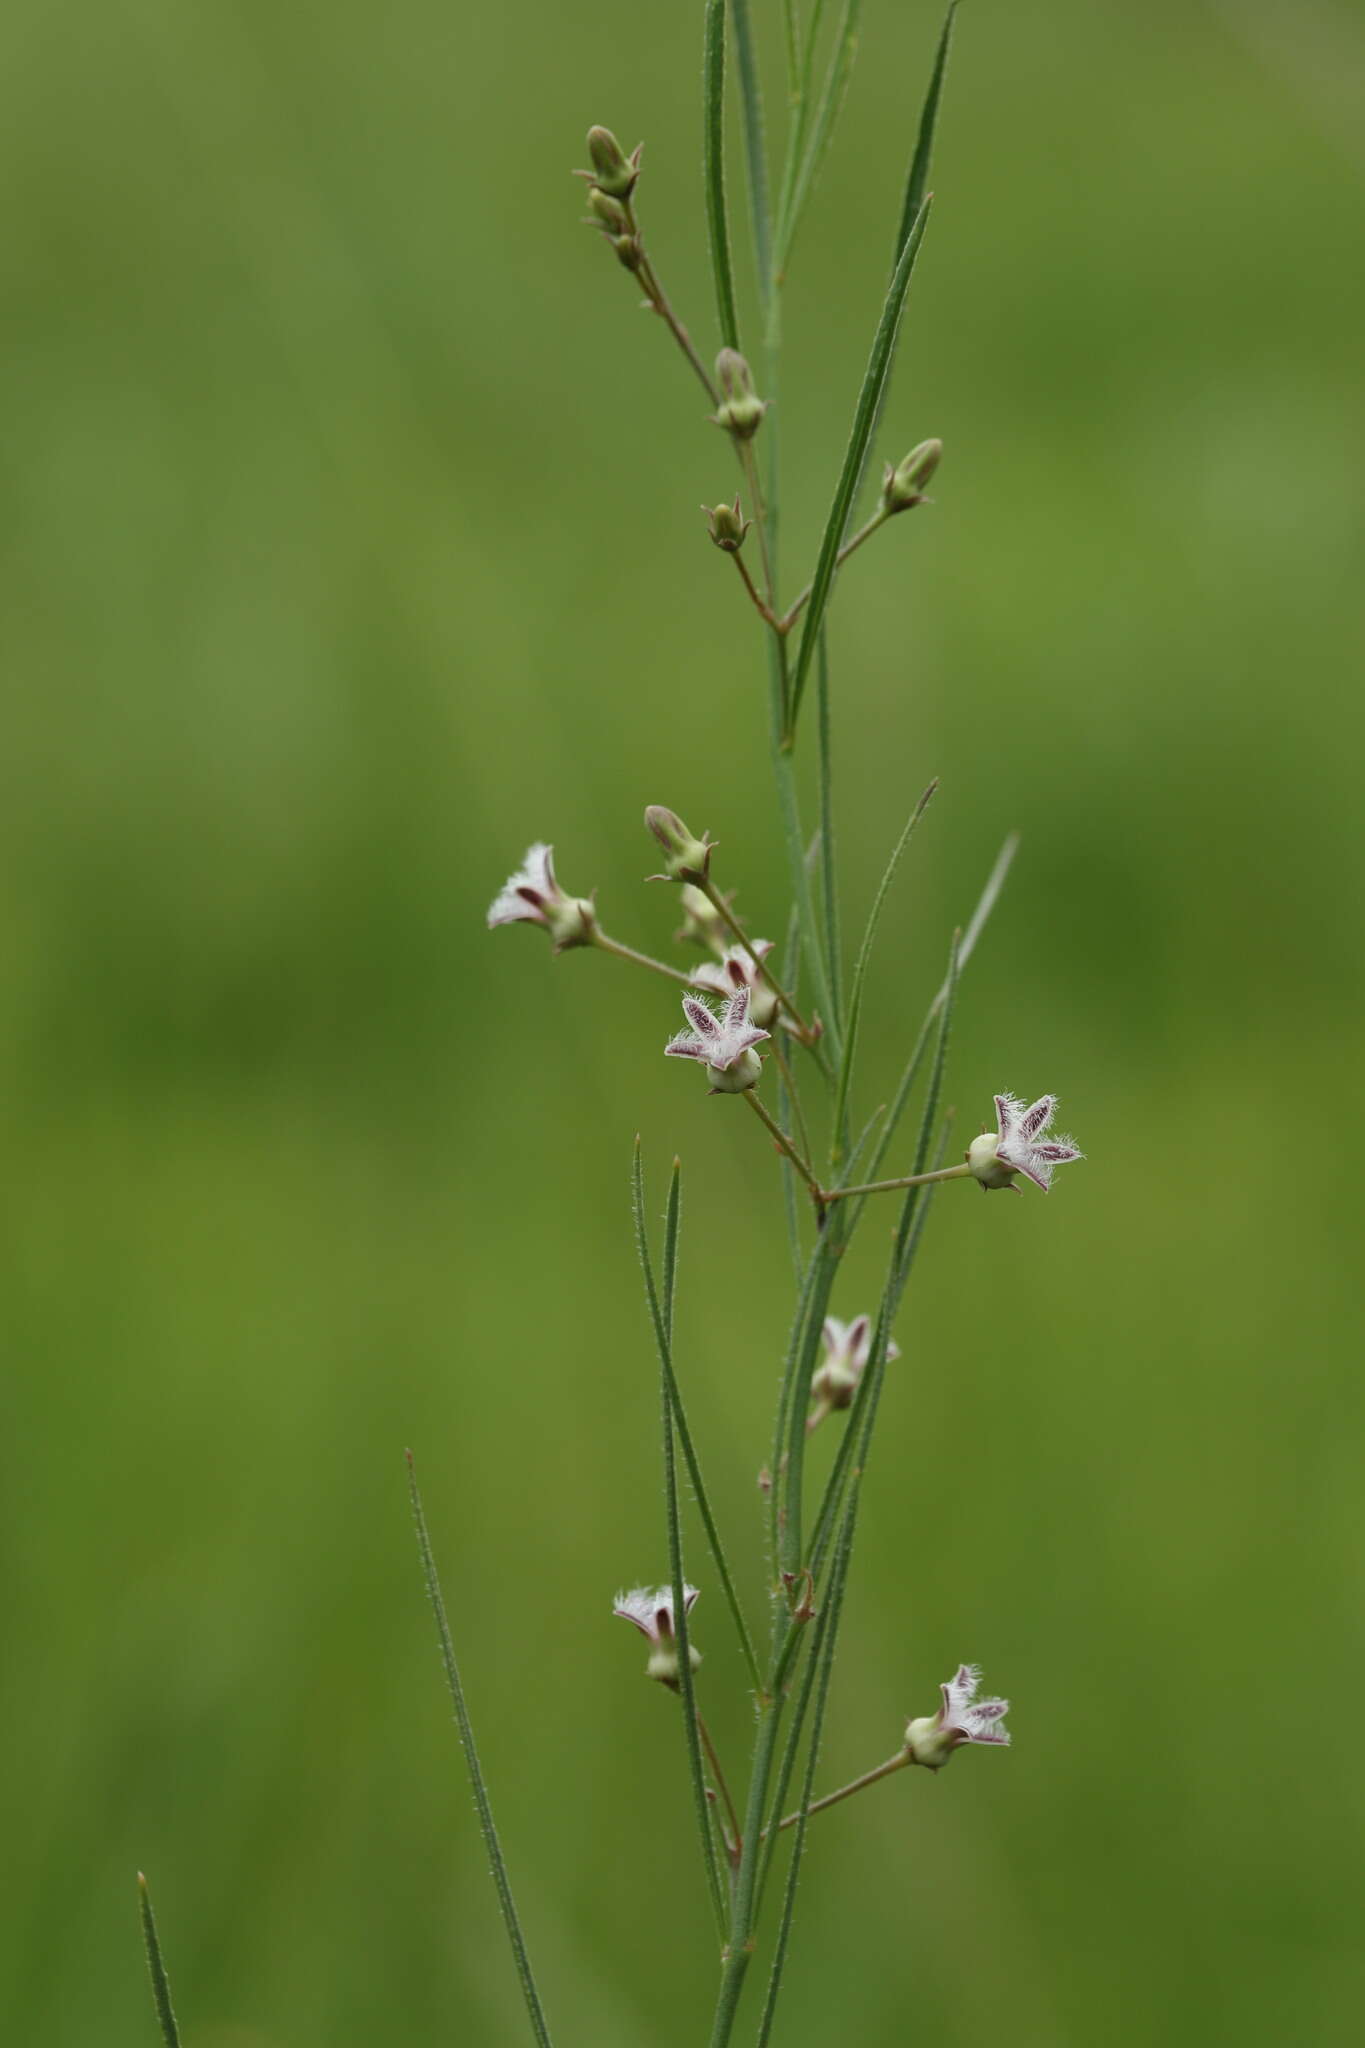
711, 348, 768, 442
486, 843, 596, 952
613, 1584, 701, 1687
674, 882, 730, 954
880, 437, 942, 514
576, 125, 644, 271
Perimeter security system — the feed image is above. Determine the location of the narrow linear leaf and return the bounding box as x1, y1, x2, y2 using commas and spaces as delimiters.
788, 195, 933, 731
755, 1512, 854, 2036
816, 629, 843, 1038
632, 1148, 727, 1933
845, 4, 958, 528
137, 1873, 182, 2048
771, 0, 832, 284
728, 0, 773, 305
896, 3, 958, 265
779, 1220, 846, 1581
773, 0, 862, 280
703, 0, 741, 350
771, 740, 841, 1067
830, 777, 939, 1158
632, 1143, 765, 1698
863, 831, 1017, 1190
407, 1456, 555, 2048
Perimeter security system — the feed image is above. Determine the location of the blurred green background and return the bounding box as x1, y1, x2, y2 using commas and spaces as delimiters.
3, 1, 1363, 2040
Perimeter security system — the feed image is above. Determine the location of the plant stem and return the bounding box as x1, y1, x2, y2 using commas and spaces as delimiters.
778, 509, 888, 632
732, 548, 778, 628
771, 1749, 908, 1831
737, 439, 777, 604
698, 1711, 745, 1869
629, 231, 720, 403
744, 1088, 825, 1212
699, 879, 814, 1042
768, 1035, 813, 1174
591, 928, 694, 987
708, 1699, 784, 2048
823, 1160, 970, 1201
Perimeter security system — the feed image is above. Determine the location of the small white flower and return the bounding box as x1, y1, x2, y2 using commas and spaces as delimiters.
664, 987, 770, 1094
808, 1314, 900, 1429
966, 1092, 1084, 1194
690, 939, 779, 1029
612, 1583, 702, 1686
486, 843, 595, 952
904, 1663, 1011, 1770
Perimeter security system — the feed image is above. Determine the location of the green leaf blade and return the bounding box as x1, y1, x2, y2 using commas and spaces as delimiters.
406, 1457, 555, 2048
787, 194, 933, 732
137, 1873, 183, 2048
703, 0, 741, 350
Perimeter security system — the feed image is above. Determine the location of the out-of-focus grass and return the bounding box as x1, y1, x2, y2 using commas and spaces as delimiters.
2, 2, 1362, 2041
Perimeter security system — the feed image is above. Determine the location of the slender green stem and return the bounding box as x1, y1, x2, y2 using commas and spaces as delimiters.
592, 928, 693, 987
703, 0, 741, 351
631, 1148, 765, 1697
822, 1160, 969, 1202
744, 1087, 825, 1211
771, 1749, 908, 1830
698, 1710, 745, 1867
778, 510, 888, 631
708, 1700, 784, 2048
780, 1216, 847, 1580
737, 438, 777, 605
407, 1455, 556, 2047
773, 0, 863, 282
137, 1874, 182, 2048
728, 0, 773, 311
698, 879, 814, 1043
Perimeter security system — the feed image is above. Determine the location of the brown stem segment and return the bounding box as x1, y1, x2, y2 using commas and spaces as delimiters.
698, 1712, 744, 1871
698, 880, 815, 1044
732, 550, 778, 629
744, 1090, 825, 1216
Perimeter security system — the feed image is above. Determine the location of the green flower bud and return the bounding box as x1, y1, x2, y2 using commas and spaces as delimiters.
644, 805, 714, 884
711, 348, 768, 441
586, 186, 630, 233
880, 437, 942, 513
582, 126, 641, 200
703, 495, 750, 553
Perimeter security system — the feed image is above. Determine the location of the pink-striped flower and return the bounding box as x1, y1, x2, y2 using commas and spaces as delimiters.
486, 843, 595, 952
808, 1314, 900, 1429
904, 1664, 1011, 1770
689, 938, 778, 1030
613, 1583, 701, 1686
664, 986, 770, 1094
967, 1092, 1084, 1194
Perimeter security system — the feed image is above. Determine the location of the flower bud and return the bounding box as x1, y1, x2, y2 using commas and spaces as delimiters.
966, 1131, 1018, 1191
645, 804, 714, 884
586, 186, 630, 233
609, 232, 644, 273
880, 438, 942, 514
711, 349, 768, 441
703, 496, 749, 553
583, 126, 641, 200
674, 883, 729, 954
